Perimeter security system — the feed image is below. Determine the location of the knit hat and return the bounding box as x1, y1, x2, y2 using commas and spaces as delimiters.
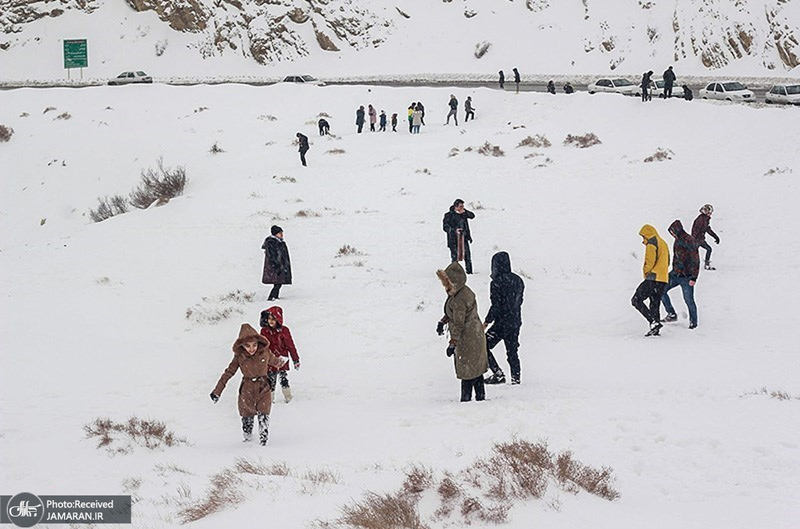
271, 225, 283, 236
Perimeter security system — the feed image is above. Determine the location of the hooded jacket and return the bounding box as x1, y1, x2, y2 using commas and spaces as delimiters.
442, 206, 475, 248
437, 262, 488, 380
668, 220, 700, 281
262, 235, 292, 285
485, 252, 525, 331
639, 224, 670, 283
691, 213, 719, 244
260, 306, 299, 372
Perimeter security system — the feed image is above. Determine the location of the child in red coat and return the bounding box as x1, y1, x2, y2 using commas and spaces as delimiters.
260, 306, 300, 403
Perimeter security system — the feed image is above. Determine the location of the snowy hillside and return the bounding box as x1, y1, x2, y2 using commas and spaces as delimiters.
2, 0, 800, 81
1, 84, 799, 528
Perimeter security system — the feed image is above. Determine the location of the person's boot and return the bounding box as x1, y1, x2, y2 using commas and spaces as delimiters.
282, 386, 293, 403
662, 312, 678, 322
474, 377, 486, 401
460, 380, 472, 402
645, 321, 663, 337
704, 262, 716, 271
242, 416, 254, 442
484, 372, 506, 385
258, 414, 270, 446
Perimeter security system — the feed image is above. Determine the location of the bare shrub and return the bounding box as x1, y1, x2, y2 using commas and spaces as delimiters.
0, 124, 14, 142
474, 41, 492, 58
554, 451, 620, 500
129, 158, 187, 209
234, 458, 291, 476
43, 106, 57, 114
296, 209, 321, 218
644, 148, 673, 162
273, 175, 297, 183
415, 168, 430, 174
185, 290, 255, 325
84, 416, 189, 455
460, 496, 508, 524
448, 147, 460, 157
517, 135, 551, 148
476, 142, 505, 157
741, 387, 800, 401
339, 491, 424, 529
209, 141, 225, 154
180, 468, 245, 522
402, 464, 434, 494
563, 133, 601, 148
304, 468, 341, 485
468, 201, 485, 210
89, 195, 130, 223
155, 39, 168, 56
764, 166, 791, 176
336, 244, 365, 257
326, 148, 346, 155
194, 106, 208, 113
19, 112, 30, 118
258, 114, 278, 121
55, 112, 72, 120
434, 473, 462, 517
154, 463, 193, 476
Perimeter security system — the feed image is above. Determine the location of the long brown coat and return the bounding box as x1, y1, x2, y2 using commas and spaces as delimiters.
437, 262, 488, 380
213, 324, 285, 416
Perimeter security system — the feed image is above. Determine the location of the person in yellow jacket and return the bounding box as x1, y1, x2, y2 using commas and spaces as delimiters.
632, 224, 670, 336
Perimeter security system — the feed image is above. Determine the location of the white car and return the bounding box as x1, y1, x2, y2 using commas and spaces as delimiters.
651, 80, 685, 99
698, 81, 755, 102
765, 84, 800, 105
108, 71, 153, 85
282, 75, 325, 86
587, 78, 638, 96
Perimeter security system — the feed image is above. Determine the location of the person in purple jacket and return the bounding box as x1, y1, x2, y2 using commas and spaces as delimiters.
692, 204, 720, 270
662, 220, 700, 329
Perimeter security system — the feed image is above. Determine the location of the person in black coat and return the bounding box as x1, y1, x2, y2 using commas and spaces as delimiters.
483, 252, 525, 385
547, 80, 556, 94
563, 82, 574, 94
513, 67, 521, 93
355, 106, 365, 133
682, 84, 693, 101
262, 225, 292, 301
662, 66, 676, 98
641, 71, 654, 102
442, 198, 475, 274
318, 118, 329, 136
296, 133, 309, 166
498, 70, 505, 90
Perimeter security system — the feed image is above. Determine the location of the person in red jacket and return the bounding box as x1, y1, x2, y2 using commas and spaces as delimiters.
692, 204, 720, 270
260, 306, 300, 403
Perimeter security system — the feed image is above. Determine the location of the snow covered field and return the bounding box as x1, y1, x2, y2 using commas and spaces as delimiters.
1, 84, 799, 528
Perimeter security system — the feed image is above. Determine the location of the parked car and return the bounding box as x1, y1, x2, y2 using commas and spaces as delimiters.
698, 81, 755, 102
651, 80, 685, 99
108, 71, 153, 85
587, 78, 638, 96
765, 84, 800, 105
282, 75, 325, 86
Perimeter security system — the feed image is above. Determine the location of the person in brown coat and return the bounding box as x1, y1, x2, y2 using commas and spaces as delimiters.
210, 323, 287, 445
436, 262, 489, 402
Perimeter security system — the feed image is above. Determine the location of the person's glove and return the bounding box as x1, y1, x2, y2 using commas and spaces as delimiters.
436, 321, 445, 336
293, 361, 300, 371
714, 236, 720, 244
446, 345, 456, 357
209, 392, 219, 403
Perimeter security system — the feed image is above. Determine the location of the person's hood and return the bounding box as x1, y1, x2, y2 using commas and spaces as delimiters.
491, 251, 512, 279
232, 323, 269, 354
668, 219, 687, 238
261, 306, 284, 328
639, 224, 659, 240
437, 262, 467, 296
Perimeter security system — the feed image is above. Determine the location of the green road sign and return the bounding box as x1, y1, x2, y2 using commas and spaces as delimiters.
63, 39, 88, 69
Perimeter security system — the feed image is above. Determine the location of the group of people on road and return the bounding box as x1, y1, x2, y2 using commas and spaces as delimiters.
632, 204, 721, 336
641, 65, 693, 102
498, 68, 522, 92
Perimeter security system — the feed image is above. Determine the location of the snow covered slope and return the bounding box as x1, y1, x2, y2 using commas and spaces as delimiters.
2, 0, 799, 81
1, 84, 798, 527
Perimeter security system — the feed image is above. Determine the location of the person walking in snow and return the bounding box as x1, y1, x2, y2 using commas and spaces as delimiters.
692, 204, 720, 270
498, 70, 505, 90
317, 118, 330, 136
661, 220, 700, 329
210, 323, 287, 445
632, 224, 670, 336
260, 306, 301, 403
368, 104, 377, 132
513, 67, 521, 93
445, 94, 459, 125
641, 71, 654, 102
547, 80, 556, 94
416, 101, 426, 125
465, 96, 475, 122
563, 81, 574, 94
442, 198, 474, 274
296, 132, 309, 167
356, 105, 366, 134
436, 262, 489, 402
261, 225, 292, 301
412, 106, 423, 133
408, 103, 416, 133
379, 110, 387, 132
662, 66, 676, 98
391, 112, 398, 132
483, 252, 525, 385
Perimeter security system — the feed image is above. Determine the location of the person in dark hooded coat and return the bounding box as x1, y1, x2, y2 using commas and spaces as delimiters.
261, 225, 292, 301
661, 220, 700, 329
483, 252, 525, 385
442, 198, 475, 274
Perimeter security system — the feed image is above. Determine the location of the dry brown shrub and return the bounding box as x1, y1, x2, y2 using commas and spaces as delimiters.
234, 458, 291, 476
402, 464, 434, 494
89, 195, 129, 223
476, 142, 505, 157
517, 135, 552, 148
340, 491, 425, 529
43, 106, 57, 114
55, 112, 72, 120
474, 41, 491, 58
296, 209, 321, 218
644, 148, 673, 162
0, 124, 14, 142
336, 244, 365, 257
209, 141, 225, 154
448, 147, 460, 157
563, 133, 601, 148
258, 114, 278, 121
129, 158, 187, 209
84, 416, 188, 454
179, 468, 245, 522
553, 450, 620, 500
326, 148, 346, 155
460, 496, 508, 524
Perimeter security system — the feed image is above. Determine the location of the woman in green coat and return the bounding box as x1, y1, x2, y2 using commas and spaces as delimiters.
436, 262, 489, 401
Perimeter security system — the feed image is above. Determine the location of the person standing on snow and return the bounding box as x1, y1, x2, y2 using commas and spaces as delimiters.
442, 198, 475, 274
296, 132, 309, 167
436, 262, 489, 402
661, 220, 700, 329
513, 67, 521, 93
261, 225, 292, 301
210, 323, 287, 445
465, 96, 475, 122
412, 106, 423, 134
368, 104, 377, 132
445, 94, 459, 125
379, 110, 387, 132
631, 224, 670, 336
641, 71, 654, 102
407, 103, 416, 133
416, 101, 426, 125
260, 306, 301, 403
563, 82, 574, 94
356, 105, 366, 133
483, 252, 525, 385
498, 70, 505, 90
391, 112, 398, 132
662, 66, 676, 98
692, 204, 720, 270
